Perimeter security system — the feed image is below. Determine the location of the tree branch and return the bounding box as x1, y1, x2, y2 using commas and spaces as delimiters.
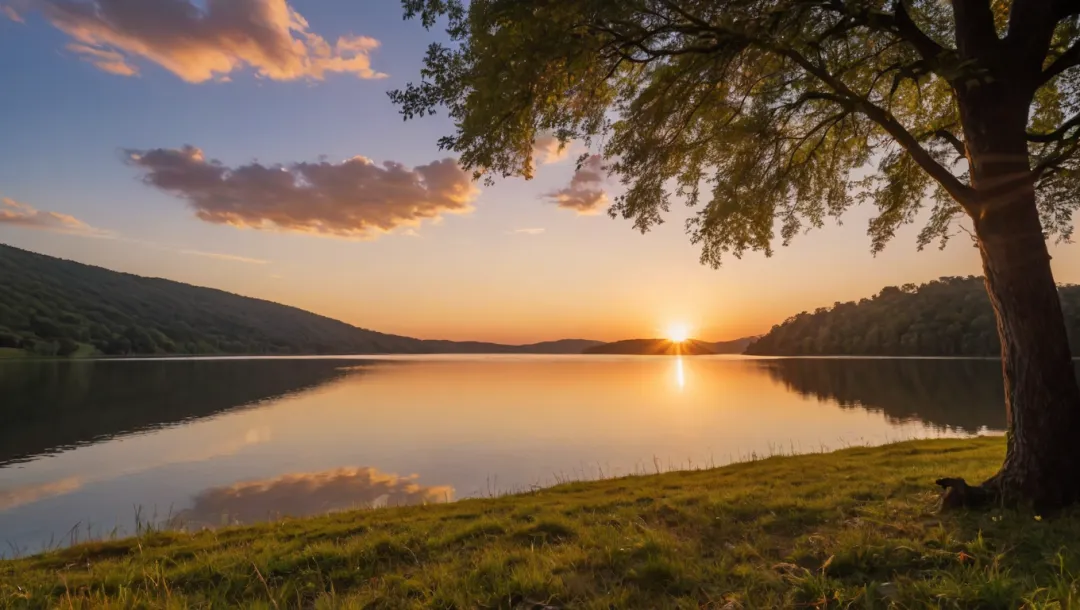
952, 0, 1000, 59
891, 0, 947, 62
775, 47, 976, 208
1008, 0, 1067, 81
1028, 111, 1080, 143
933, 129, 967, 157
1039, 39, 1080, 87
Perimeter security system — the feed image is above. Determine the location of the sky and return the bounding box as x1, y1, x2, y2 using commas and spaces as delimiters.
0, 0, 1077, 345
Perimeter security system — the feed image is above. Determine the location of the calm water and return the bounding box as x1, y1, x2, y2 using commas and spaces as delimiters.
0, 355, 1023, 554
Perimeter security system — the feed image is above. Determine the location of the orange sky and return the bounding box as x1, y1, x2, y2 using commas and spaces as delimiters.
1, 1, 1077, 344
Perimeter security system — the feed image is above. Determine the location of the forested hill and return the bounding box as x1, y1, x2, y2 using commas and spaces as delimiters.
0, 244, 597, 357
745, 276, 1080, 357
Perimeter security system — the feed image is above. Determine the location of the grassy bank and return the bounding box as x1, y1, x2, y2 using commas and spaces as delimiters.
3, 437, 1079, 608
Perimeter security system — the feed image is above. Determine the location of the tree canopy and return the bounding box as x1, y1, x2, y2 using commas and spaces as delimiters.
393, 0, 1080, 263
745, 276, 1080, 356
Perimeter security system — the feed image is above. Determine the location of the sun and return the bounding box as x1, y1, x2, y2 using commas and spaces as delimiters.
667, 323, 691, 343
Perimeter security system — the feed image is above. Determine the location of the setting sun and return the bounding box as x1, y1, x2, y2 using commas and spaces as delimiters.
667, 323, 691, 343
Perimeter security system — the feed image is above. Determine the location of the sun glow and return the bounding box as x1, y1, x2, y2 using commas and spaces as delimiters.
667, 323, 691, 343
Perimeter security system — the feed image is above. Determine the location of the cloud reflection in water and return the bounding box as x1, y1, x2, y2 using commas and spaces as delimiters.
174, 466, 453, 528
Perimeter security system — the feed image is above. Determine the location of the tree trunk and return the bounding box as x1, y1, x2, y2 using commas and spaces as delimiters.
973, 190, 1080, 509
957, 94, 1080, 509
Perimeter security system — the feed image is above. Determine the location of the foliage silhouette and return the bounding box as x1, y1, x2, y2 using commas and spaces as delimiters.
746, 276, 1080, 357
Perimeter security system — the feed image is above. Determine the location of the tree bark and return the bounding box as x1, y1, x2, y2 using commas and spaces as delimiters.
972, 189, 1080, 509
955, 93, 1080, 509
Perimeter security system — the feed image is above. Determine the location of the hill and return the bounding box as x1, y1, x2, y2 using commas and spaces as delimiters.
0, 244, 597, 357
583, 338, 716, 355
745, 276, 1080, 357
419, 338, 603, 354
702, 336, 757, 354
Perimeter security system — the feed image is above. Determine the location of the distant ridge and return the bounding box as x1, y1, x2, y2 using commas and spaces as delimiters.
0, 244, 601, 357
583, 336, 757, 355
583, 338, 717, 355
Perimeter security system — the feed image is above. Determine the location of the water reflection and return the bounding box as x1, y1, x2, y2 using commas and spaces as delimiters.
0, 478, 83, 512
755, 358, 1045, 432
0, 355, 1012, 553
173, 467, 453, 529
0, 359, 357, 465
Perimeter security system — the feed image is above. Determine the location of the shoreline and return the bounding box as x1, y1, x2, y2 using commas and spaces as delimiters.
6, 437, 1078, 607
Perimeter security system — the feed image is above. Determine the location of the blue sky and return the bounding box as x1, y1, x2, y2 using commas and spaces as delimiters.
1, 0, 1076, 343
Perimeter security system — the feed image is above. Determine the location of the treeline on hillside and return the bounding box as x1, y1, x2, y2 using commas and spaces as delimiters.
0, 244, 424, 357
745, 276, 1080, 357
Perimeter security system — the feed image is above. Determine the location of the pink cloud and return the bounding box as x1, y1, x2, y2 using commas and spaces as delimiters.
125, 146, 480, 239
0, 197, 112, 236
533, 134, 571, 165
545, 155, 609, 215
174, 466, 452, 527
19, 0, 386, 83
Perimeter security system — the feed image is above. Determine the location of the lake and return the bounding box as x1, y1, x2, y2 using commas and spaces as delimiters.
0, 355, 1020, 555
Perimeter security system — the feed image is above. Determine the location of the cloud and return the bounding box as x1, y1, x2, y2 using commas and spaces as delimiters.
125, 146, 480, 239
118, 237, 271, 265
2, 4, 23, 22
179, 249, 269, 265
533, 134, 570, 165
0, 197, 112, 236
509, 228, 545, 235
173, 466, 453, 528
18, 0, 386, 83
0, 478, 82, 511
544, 155, 609, 215
66, 43, 137, 76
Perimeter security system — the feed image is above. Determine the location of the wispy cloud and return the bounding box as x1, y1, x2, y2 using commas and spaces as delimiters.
0, 197, 112, 237
2, 4, 23, 22
544, 155, 609, 215
66, 43, 137, 76
508, 228, 545, 235
0, 198, 273, 266
125, 146, 480, 240
112, 237, 274, 266
179, 250, 269, 265
15, 0, 385, 83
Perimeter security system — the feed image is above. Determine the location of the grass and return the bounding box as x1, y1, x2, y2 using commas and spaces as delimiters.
0, 348, 27, 359
4, 437, 1080, 608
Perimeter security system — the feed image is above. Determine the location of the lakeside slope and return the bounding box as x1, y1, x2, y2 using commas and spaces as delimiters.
6, 437, 1078, 608
0, 244, 601, 357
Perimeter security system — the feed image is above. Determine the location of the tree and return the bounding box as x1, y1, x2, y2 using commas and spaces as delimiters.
393, 0, 1080, 508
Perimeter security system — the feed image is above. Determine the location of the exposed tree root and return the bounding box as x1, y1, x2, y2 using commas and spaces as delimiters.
935, 477, 998, 511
